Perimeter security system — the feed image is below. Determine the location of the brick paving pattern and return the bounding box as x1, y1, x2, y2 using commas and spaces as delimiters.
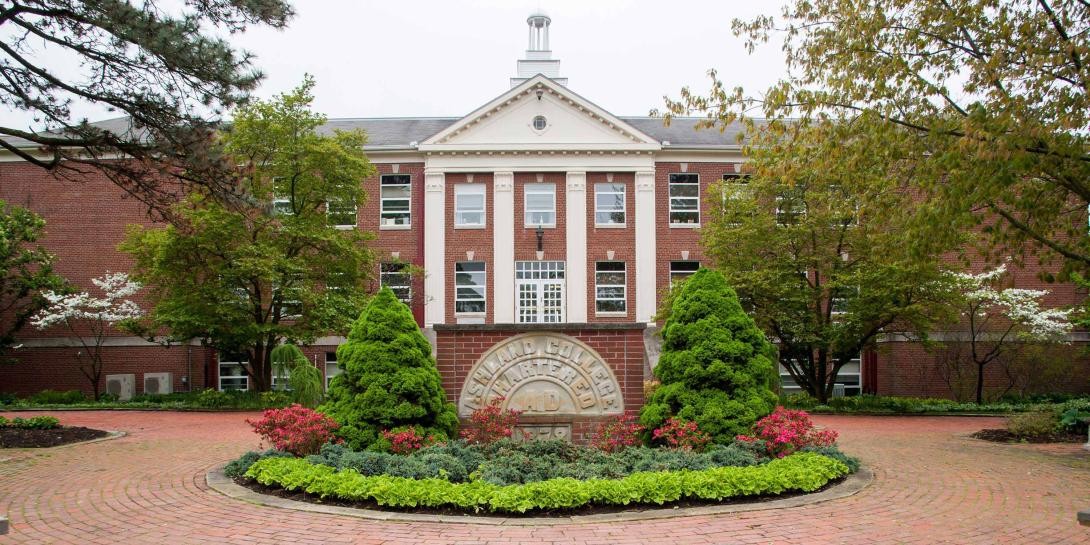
1, 411, 1088, 544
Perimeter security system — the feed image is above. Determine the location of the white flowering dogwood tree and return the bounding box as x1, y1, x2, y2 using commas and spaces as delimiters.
950, 264, 1071, 404
32, 273, 144, 400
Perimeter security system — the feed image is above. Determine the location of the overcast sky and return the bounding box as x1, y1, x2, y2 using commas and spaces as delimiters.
4, 0, 791, 128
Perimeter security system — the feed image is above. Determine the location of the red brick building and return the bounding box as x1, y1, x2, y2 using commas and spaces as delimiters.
0, 13, 1087, 426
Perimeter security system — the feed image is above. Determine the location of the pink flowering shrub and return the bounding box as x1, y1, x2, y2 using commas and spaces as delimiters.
460, 396, 524, 445
651, 417, 710, 451
247, 404, 341, 456
591, 413, 645, 452
736, 406, 838, 458
380, 427, 440, 454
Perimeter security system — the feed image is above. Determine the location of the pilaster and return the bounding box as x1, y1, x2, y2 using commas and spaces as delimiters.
634, 170, 657, 323
493, 171, 516, 323
423, 171, 446, 326
565, 171, 588, 323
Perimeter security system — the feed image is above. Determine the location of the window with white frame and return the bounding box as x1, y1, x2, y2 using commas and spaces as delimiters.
516, 261, 565, 323
669, 261, 700, 287
327, 199, 357, 228
272, 197, 294, 216
325, 351, 341, 390
595, 261, 627, 314
454, 261, 486, 314
779, 354, 861, 397
594, 182, 626, 226
380, 174, 411, 227
721, 173, 751, 200
455, 184, 486, 227
524, 183, 556, 227
669, 173, 700, 225
775, 187, 807, 225
380, 262, 412, 305
272, 360, 291, 391
273, 278, 302, 319
218, 353, 249, 391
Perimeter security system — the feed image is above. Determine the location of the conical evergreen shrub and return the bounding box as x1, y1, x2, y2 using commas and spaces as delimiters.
640, 268, 779, 444
319, 287, 458, 449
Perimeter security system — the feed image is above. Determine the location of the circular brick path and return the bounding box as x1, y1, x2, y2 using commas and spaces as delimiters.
1, 411, 1088, 544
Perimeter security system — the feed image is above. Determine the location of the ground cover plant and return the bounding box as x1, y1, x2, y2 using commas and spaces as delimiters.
781, 393, 1090, 415
972, 398, 1090, 444
0, 388, 293, 411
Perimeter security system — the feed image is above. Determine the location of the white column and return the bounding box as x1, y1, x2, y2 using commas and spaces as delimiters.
493, 171, 515, 323
423, 170, 446, 326
634, 170, 657, 323
565, 171, 588, 323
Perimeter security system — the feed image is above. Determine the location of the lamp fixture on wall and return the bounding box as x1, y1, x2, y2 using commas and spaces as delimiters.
536, 225, 545, 260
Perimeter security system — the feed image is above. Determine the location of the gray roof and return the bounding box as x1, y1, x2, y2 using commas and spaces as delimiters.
5, 115, 750, 151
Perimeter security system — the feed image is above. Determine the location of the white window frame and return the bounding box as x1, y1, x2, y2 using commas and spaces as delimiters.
594, 182, 626, 227
324, 351, 341, 390
669, 173, 700, 227
594, 261, 627, 315
272, 197, 294, 217
218, 354, 250, 391
779, 353, 862, 397
669, 260, 700, 288
379, 174, 412, 229
454, 261, 487, 315
327, 199, 357, 230
454, 184, 487, 228
380, 262, 412, 305
524, 183, 556, 227
516, 261, 566, 323
775, 187, 807, 225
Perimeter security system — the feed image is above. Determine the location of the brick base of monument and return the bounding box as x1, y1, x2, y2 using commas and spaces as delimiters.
434, 323, 646, 445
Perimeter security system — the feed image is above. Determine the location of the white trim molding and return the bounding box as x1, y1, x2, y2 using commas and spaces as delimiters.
423, 170, 446, 326
493, 171, 516, 323
566, 171, 588, 322
634, 170, 657, 323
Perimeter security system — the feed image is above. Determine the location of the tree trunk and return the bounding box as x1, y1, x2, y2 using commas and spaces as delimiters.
975, 360, 986, 404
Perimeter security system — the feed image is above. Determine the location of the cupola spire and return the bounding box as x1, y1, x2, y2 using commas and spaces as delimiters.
511, 11, 567, 87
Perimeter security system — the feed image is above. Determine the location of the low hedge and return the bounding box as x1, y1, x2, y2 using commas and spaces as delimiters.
1, 389, 294, 411
781, 393, 1090, 415
244, 452, 850, 514
0, 415, 60, 429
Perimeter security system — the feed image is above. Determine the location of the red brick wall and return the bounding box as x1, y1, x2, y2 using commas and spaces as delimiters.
435, 325, 646, 444
514, 172, 567, 261
0, 345, 213, 397
362, 163, 425, 324
444, 173, 495, 323
585, 172, 636, 322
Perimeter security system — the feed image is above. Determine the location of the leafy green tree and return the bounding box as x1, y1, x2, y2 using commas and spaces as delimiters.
0, 0, 294, 216
0, 200, 67, 361
697, 121, 960, 403
122, 78, 375, 391
640, 268, 779, 444
270, 343, 323, 408
663, 0, 1090, 277
319, 287, 458, 450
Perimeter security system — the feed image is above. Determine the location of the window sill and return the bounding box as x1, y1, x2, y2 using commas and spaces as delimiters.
332, 225, 356, 231
524, 224, 557, 229
380, 224, 413, 231
454, 224, 487, 230
595, 311, 629, 317
669, 223, 701, 229
594, 223, 627, 229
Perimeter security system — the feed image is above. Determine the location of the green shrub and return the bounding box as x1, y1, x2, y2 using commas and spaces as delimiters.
0, 415, 60, 429
271, 344, 324, 408
245, 452, 850, 514
1007, 411, 1059, 437
339, 451, 394, 476
319, 287, 458, 450
195, 388, 232, 409
0, 392, 15, 405
800, 446, 860, 473
641, 269, 779, 444
29, 389, 85, 404
224, 449, 293, 478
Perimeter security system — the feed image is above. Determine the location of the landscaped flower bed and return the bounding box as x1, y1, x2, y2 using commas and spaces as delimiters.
0, 415, 109, 448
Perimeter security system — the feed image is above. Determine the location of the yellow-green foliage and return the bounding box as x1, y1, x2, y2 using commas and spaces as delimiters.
318, 287, 458, 449
245, 452, 849, 513
641, 268, 779, 444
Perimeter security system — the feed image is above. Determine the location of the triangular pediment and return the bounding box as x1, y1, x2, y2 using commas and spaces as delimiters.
419, 76, 660, 152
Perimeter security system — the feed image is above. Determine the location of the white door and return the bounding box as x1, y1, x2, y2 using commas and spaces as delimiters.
516, 261, 565, 323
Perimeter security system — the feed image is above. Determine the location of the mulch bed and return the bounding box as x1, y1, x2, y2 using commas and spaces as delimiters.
233, 475, 846, 518
0, 426, 109, 448
971, 428, 1087, 444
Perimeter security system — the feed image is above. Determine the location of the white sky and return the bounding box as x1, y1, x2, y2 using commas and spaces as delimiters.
3, 0, 790, 128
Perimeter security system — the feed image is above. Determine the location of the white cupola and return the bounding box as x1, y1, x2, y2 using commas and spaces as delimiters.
510, 11, 568, 87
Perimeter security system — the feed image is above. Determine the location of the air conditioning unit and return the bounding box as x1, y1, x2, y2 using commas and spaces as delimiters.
105, 374, 135, 401
832, 383, 846, 398
143, 372, 173, 395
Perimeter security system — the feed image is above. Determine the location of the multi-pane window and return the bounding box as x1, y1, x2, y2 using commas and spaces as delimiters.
669, 261, 700, 287
454, 261, 486, 314
380, 174, 411, 227
516, 261, 565, 323
776, 187, 807, 225
779, 354, 862, 397
380, 262, 412, 305
722, 173, 751, 200
218, 353, 249, 391
594, 261, 627, 314
327, 199, 357, 228
455, 184, 486, 227
594, 182, 626, 226
524, 183, 556, 227
272, 197, 294, 216
325, 352, 341, 390
272, 359, 292, 391
669, 173, 700, 225
273, 277, 302, 319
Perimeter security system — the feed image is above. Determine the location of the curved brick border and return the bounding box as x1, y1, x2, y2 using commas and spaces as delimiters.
206, 463, 873, 526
